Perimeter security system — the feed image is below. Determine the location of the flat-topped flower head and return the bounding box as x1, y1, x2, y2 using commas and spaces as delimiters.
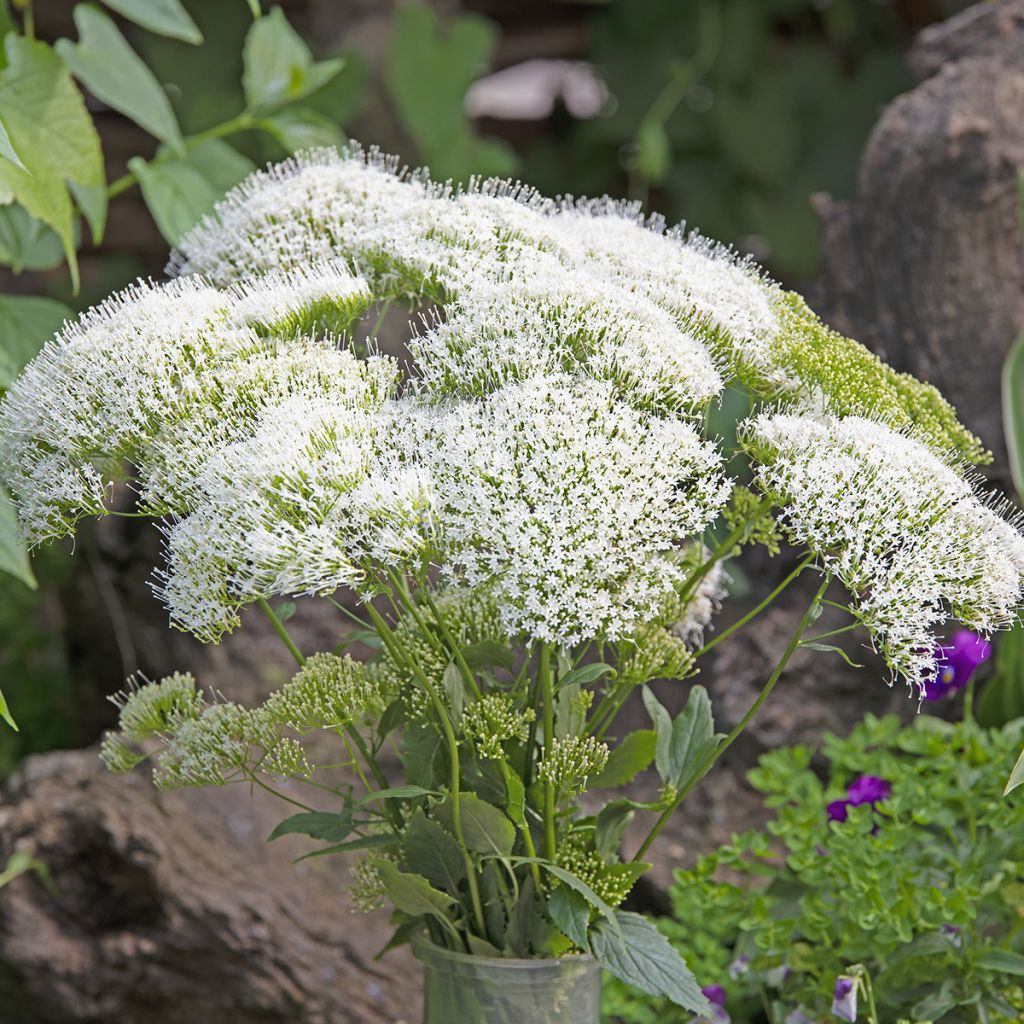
422, 374, 730, 646
745, 412, 1024, 690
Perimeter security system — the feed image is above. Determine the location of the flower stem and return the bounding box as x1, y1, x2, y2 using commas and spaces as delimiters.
539, 642, 557, 862
632, 574, 830, 861
256, 598, 305, 666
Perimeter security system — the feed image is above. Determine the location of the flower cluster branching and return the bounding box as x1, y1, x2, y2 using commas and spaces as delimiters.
3, 143, 1021, 1013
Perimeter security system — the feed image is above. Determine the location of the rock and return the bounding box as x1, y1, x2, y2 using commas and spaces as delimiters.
0, 750, 420, 1024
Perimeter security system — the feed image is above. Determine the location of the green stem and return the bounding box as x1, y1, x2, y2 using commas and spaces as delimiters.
539, 643, 557, 862
419, 586, 483, 700
364, 601, 487, 938
693, 555, 813, 659
632, 574, 830, 861
245, 771, 318, 813
257, 598, 305, 666
107, 112, 257, 199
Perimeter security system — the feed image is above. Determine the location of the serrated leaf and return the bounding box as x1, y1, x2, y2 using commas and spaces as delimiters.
56, 7, 183, 154
590, 910, 711, 1015
401, 809, 466, 896
0, 485, 33, 590
590, 730, 657, 788
548, 884, 590, 950
242, 7, 342, 111
0, 37, 106, 289
0, 294, 71, 387
100, 0, 202, 45
267, 808, 354, 843
435, 793, 514, 858
260, 106, 345, 154
376, 860, 456, 924
294, 832, 398, 862
645, 685, 717, 791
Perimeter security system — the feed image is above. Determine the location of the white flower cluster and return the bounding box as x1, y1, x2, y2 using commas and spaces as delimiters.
746, 413, 1024, 689
422, 375, 730, 646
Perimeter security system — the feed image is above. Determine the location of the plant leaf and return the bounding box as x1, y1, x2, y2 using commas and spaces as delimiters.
977, 948, 1024, 977
440, 662, 465, 726
589, 910, 711, 1015
259, 106, 345, 154
294, 832, 398, 862
357, 785, 436, 805
557, 662, 616, 692
1005, 745, 1024, 797
460, 639, 515, 673
100, 0, 202, 45
267, 808, 354, 843
548, 884, 590, 950
0, 685, 17, 731
242, 7, 342, 111
435, 793, 514, 858
376, 860, 456, 925
0, 294, 70, 388
590, 730, 657, 788
800, 641, 864, 668
0, 36, 106, 288
0, 485, 35, 590
594, 800, 636, 861
401, 809, 466, 896
56, 6, 183, 154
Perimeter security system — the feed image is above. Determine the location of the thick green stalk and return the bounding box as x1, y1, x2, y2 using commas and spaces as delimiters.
539, 643, 557, 862
632, 574, 830, 861
364, 601, 488, 938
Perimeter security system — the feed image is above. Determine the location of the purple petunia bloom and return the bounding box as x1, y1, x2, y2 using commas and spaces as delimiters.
695, 985, 730, 1024
832, 976, 857, 1022
924, 629, 991, 701
827, 774, 891, 823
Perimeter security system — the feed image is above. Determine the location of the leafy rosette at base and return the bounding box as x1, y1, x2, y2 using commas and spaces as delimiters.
744, 412, 1024, 691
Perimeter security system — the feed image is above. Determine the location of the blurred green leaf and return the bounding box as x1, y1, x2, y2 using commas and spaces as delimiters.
259, 106, 345, 154
129, 138, 255, 246
0, 687, 15, 731
267, 808, 354, 843
0, 204, 66, 272
57, 6, 184, 155
242, 7, 343, 111
0, 117, 23, 170
385, 6, 515, 182
1003, 330, 1024, 503
1005, 746, 1024, 797
100, 0, 202, 45
0, 485, 34, 590
0, 294, 70, 387
0, 36, 106, 289
633, 117, 671, 185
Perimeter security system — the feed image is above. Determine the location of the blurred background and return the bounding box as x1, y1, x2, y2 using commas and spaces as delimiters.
2, 1, 1023, 1021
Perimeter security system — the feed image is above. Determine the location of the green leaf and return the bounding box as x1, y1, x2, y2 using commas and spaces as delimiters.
357, 785, 436, 805
548, 884, 590, 950
440, 662, 465, 726
589, 910, 711, 1015
376, 860, 456, 924
435, 793, 514, 858
260, 106, 345, 155
501, 762, 526, 829
590, 730, 657, 788
100, 0, 202, 45
460, 639, 515, 673
267, 808, 354, 843
401, 809, 466, 896
0, 685, 17, 731
0, 116, 24, 170
0, 485, 34, 590
633, 117, 670, 184
800, 641, 864, 668
129, 139, 255, 246
294, 832, 398, 862
56, 7, 183, 154
375, 914, 427, 958
401, 721, 442, 789
511, 858, 618, 927
1005, 745, 1024, 797
557, 662, 616, 692
385, 6, 515, 182
594, 800, 635, 861
1002, 330, 1024, 503
242, 7, 343, 111
645, 685, 717, 791
0, 294, 71, 387
977, 948, 1024, 977
0, 37, 106, 288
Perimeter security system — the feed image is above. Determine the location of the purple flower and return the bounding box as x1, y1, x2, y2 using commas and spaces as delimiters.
827, 774, 891, 823
784, 1011, 815, 1024
727, 955, 750, 980
832, 975, 857, 1022
940, 923, 963, 949
698, 986, 730, 1024
924, 629, 991, 701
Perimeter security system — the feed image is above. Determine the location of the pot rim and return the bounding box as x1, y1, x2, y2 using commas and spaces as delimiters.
412, 935, 598, 970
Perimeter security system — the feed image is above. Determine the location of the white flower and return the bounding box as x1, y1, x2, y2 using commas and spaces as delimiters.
421, 374, 731, 646
746, 412, 1024, 689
